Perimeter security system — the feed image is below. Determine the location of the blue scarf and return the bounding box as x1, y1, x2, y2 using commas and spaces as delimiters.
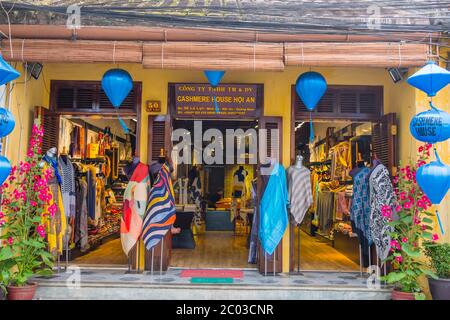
43, 155, 62, 185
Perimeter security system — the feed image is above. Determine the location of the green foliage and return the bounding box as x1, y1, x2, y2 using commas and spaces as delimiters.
424, 242, 450, 279
381, 144, 438, 294
0, 120, 54, 288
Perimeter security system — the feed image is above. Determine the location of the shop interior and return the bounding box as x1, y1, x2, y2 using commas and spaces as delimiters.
58, 115, 137, 266
292, 120, 373, 271
170, 120, 259, 269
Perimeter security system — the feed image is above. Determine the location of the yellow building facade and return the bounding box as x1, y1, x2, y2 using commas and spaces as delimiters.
3, 59, 449, 272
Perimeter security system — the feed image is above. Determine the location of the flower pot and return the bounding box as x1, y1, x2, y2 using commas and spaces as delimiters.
6, 282, 37, 300
428, 277, 450, 300
391, 289, 417, 300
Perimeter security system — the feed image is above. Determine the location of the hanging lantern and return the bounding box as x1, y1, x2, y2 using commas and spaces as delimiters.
0, 155, 11, 186
416, 150, 450, 205
410, 104, 450, 143
204, 70, 225, 113
295, 71, 327, 111
101, 69, 133, 108
295, 71, 327, 143
407, 61, 450, 97
0, 108, 15, 138
0, 55, 20, 86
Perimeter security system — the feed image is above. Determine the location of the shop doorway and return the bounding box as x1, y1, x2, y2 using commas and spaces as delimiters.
169, 119, 259, 269
290, 117, 397, 272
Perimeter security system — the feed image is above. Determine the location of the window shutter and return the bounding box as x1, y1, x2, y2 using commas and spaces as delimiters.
34, 106, 60, 155
51, 80, 141, 114
147, 115, 172, 164
372, 113, 398, 175
293, 85, 383, 120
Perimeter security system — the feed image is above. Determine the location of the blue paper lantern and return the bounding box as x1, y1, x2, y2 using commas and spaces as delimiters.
407, 61, 450, 97
204, 70, 225, 88
295, 71, 327, 111
0, 155, 11, 185
410, 105, 450, 143
204, 70, 225, 113
101, 69, 133, 108
0, 108, 15, 138
416, 151, 450, 205
0, 55, 20, 86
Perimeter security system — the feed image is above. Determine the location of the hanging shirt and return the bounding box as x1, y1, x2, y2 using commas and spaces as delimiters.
350, 167, 372, 247
369, 164, 396, 262
58, 157, 76, 219
259, 163, 289, 256
287, 165, 313, 225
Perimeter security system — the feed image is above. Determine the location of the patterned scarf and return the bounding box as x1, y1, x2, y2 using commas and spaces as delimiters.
142, 163, 176, 251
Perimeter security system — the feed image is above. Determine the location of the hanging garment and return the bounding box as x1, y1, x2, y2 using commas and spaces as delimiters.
75, 177, 89, 251
369, 164, 396, 261
142, 163, 177, 251
287, 165, 313, 225
120, 162, 151, 256
316, 191, 335, 234
330, 141, 351, 180
58, 157, 76, 219
41, 162, 67, 256
350, 167, 372, 252
86, 167, 96, 221
259, 163, 289, 256
335, 191, 350, 221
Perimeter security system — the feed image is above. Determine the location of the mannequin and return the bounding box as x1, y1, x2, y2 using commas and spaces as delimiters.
58, 146, 76, 247
287, 154, 312, 225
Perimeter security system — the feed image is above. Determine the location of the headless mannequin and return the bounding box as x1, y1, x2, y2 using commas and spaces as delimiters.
294, 155, 303, 169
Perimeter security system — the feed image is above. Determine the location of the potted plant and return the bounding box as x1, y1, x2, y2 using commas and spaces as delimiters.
381, 144, 438, 300
0, 121, 55, 300
424, 242, 450, 300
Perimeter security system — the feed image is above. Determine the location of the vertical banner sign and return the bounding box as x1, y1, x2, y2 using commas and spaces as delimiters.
174, 83, 260, 119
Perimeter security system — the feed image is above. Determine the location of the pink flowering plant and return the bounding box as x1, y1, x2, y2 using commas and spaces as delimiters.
381, 143, 438, 298
0, 121, 54, 289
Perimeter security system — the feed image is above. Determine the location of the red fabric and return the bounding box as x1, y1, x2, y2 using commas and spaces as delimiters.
180, 269, 244, 279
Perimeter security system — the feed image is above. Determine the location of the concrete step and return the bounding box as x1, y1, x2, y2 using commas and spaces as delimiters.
33, 268, 392, 300
35, 281, 392, 300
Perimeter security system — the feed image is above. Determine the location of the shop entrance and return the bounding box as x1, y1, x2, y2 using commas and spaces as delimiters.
169, 119, 259, 269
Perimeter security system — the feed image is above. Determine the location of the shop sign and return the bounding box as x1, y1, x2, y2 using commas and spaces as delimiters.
146, 100, 162, 113
173, 83, 260, 119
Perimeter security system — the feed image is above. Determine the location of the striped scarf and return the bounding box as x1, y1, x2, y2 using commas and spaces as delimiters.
142, 163, 176, 251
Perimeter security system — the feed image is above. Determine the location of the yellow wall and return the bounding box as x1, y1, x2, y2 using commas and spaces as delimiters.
3, 61, 448, 271
2, 63, 44, 165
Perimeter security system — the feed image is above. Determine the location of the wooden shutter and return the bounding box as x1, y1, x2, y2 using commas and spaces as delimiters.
257, 116, 283, 274
147, 115, 172, 164
34, 106, 60, 155
372, 113, 398, 175
292, 85, 383, 121
50, 80, 141, 114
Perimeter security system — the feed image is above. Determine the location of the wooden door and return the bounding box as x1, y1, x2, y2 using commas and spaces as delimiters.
257, 116, 283, 274
34, 106, 60, 155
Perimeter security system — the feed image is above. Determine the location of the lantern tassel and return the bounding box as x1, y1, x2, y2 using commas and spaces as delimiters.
117, 116, 130, 134
214, 95, 220, 113
436, 210, 445, 235
309, 113, 314, 143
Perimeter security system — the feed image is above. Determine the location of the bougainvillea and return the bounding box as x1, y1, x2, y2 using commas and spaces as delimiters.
0, 120, 54, 289
381, 143, 438, 299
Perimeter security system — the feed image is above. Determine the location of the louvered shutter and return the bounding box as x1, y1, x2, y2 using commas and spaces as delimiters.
34, 106, 60, 155
372, 113, 398, 175
257, 116, 283, 274
147, 115, 172, 164
50, 80, 141, 114
293, 85, 383, 121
